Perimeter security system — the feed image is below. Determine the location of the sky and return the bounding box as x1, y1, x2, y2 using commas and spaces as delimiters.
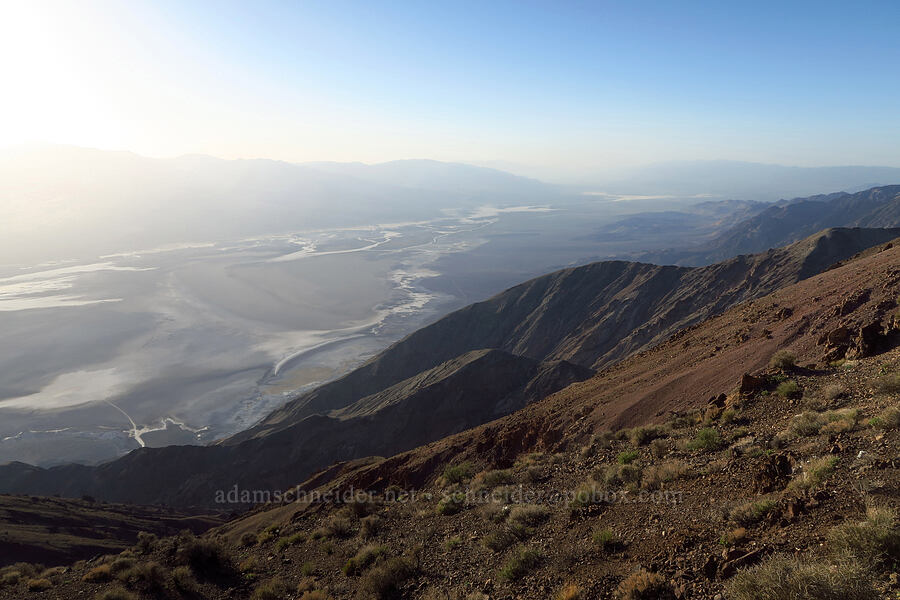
1, 0, 899, 179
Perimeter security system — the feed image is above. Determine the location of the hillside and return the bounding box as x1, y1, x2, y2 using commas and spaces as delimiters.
233, 226, 900, 439
0, 228, 897, 508
3, 230, 898, 599
646, 185, 900, 265
0, 495, 221, 567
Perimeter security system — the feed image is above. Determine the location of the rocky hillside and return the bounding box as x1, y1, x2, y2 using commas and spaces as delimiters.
3, 232, 898, 599
0, 228, 896, 508
234, 226, 900, 441
0, 494, 220, 567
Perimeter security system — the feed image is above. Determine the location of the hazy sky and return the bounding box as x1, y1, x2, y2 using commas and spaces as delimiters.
1, 0, 899, 176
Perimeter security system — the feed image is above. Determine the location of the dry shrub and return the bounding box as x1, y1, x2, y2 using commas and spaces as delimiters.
357, 556, 416, 599
787, 456, 838, 492
641, 460, 689, 490
498, 546, 543, 581
729, 498, 776, 526
827, 505, 900, 567
556, 583, 582, 600
83, 564, 113, 583
251, 578, 290, 600
615, 570, 675, 599
726, 555, 877, 600
508, 504, 550, 527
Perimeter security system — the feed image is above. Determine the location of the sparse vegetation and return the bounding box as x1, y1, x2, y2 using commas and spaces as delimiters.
730, 498, 776, 526
770, 350, 797, 370
618, 450, 639, 464
556, 583, 582, 600
508, 504, 550, 527
787, 456, 838, 492
726, 554, 877, 600
436, 492, 466, 515
686, 427, 723, 452
592, 527, 620, 551
83, 564, 113, 583
615, 570, 675, 599
442, 461, 475, 484
174, 535, 234, 578
275, 531, 306, 551
876, 373, 900, 394
473, 468, 514, 489
26, 578, 53, 591
251, 578, 290, 600
776, 380, 802, 399
358, 556, 416, 599
827, 505, 900, 567
343, 544, 388, 576
482, 524, 528, 552
359, 515, 382, 539
499, 546, 543, 581
628, 425, 664, 446
95, 588, 138, 600
641, 460, 689, 490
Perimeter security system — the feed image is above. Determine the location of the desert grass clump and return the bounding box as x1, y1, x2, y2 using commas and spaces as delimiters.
726, 554, 877, 600
719, 527, 748, 547
592, 527, 620, 551
615, 570, 675, 599
770, 350, 797, 370
787, 456, 838, 492
876, 373, 900, 395
508, 504, 550, 527
442, 461, 475, 484
686, 427, 723, 452
436, 492, 466, 516
172, 566, 198, 593
730, 497, 776, 526
556, 583, 582, 600
343, 544, 388, 576
776, 380, 802, 399
83, 564, 113, 583
641, 460, 689, 491
827, 505, 900, 567
175, 535, 234, 579
251, 578, 290, 600
275, 531, 306, 551
358, 556, 416, 599
789, 409, 859, 437
240, 532, 258, 547
628, 425, 665, 446
473, 468, 514, 489
482, 524, 528, 553
649, 438, 669, 458
499, 546, 543, 581
323, 512, 354, 537
822, 384, 848, 402
26, 578, 53, 591
95, 588, 138, 600
871, 406, 900, 430
617, 450, 639, 464
359, 515, 382, 539
116, 561, 167, 590
569, 478, 606, 510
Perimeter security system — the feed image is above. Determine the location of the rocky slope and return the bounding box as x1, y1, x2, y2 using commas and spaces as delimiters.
646, 185, 900, 265
233, 226, 900, 442
0, 494, 220, 567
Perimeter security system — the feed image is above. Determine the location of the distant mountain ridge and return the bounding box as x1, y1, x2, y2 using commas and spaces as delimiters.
643, 185, 900, 265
